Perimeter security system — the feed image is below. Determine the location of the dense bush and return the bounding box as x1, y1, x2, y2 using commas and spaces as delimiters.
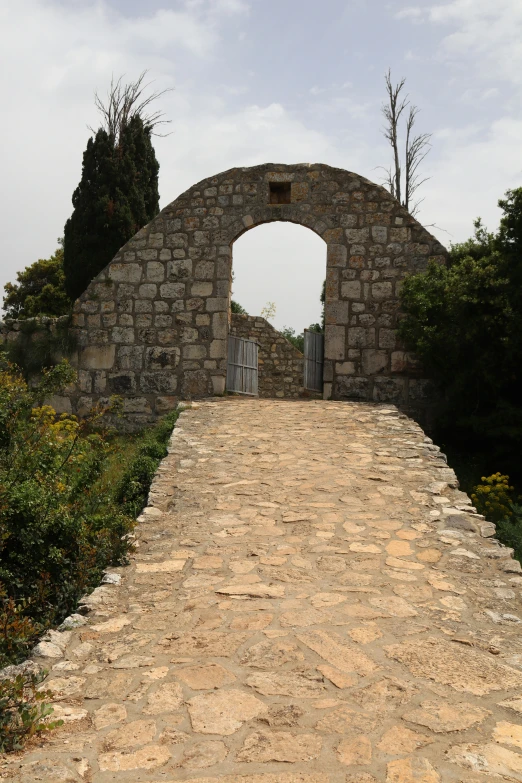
398, 188, 522, 467
0, 360, 134, 666
0, 671, 61, 752
2, 245, 71, 320
115, 409, 179, 517
472, 473, 522, 562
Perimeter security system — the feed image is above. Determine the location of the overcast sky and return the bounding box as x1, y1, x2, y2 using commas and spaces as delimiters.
1, 0, 521, 331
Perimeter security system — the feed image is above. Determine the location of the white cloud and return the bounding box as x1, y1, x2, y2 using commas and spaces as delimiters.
396, 0, 522, 85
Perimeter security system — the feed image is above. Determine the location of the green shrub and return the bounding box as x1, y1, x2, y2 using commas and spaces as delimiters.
0, 360, 134, 665
0, 671, 62, 752
115, 409, 179, 516
471, 473, 514, 523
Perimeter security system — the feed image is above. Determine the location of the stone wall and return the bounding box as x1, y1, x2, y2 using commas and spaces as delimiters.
229, 313, 305, 398
2, 163, 448, 425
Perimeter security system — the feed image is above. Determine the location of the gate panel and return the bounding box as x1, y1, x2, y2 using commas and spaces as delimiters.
226, 336, 259, 396
304, 329, 324, 392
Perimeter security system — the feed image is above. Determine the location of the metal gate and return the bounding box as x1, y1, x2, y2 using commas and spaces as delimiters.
226, 336, 259, 396
304, 329, 324, 392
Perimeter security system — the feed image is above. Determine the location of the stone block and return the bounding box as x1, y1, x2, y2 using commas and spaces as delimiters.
210, 339, 226, 359
79, 345, 116, 370
140, 372, 178, 393
391, 351, 420, 373
160, 283, 186, 299
372, 376, 406, 402
371, 226, 388, 243
108, 372, 136, 393
336, 376, 370, 400
145, 346, 180, 369
78, 370, 92, 393
135, 300, 153, 313
371, 281, 393, 299
362, 349, 388, 375
138, 284, 157, 299
326, 302, 349, 325
191, 282, 213, 297
324, 325, 345, 361
390, 227, 412, 242
94, 371, 106, 393
102, 313, 117, 328
167, 259, 192, 280
109, 263, 142, 284
212, 312, 228, 340
378, 328, 397, 349
118, 314, 133, 327
206, 297, 228, 312
327, 244, 347, 267
345, 228, 369, 243
348, 327, 375, 348
111, 327, 135, 345
194, 230, 210, 246
341, 281, 361, 299
183, 344, 206, 360
137, 248, 158, 261
154, 315, 172, 328
117, 346, 143, 371
335, 361, 355, 375
195, 261, 214, 280
157, 329, 178, 345
148, 233, 164, 248
166, 233, 188, 249
211, 375, 226, 394
181, 370, 210, 398
181, 327, 199, 343
135, 314, 153, 329
47, 395, 73, 415
123, 397, 152, 414
156, 396, 178, 413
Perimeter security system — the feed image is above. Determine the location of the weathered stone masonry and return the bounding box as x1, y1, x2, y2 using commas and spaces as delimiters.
2, 163, 447, 424
229, 313, 305, 398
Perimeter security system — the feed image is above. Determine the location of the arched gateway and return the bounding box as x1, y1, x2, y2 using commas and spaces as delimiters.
71, 163, 446, 424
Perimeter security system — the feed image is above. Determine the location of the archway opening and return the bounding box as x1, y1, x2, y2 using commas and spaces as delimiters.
228, 221, 326, 399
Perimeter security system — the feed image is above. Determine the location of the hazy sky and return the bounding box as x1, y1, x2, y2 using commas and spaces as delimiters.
1, 0, 521, 330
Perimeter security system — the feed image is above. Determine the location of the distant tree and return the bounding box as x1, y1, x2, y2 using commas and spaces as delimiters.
380, 70, 431, 216
280, 326, 304, 353
63, 72, 171, 300
3, 243, 71, 319
231, 300, 248, 314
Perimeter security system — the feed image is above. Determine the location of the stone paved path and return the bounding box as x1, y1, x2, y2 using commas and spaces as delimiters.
5, 399, 522, 783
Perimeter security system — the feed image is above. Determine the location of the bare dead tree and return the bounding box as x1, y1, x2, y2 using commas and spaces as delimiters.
90, 71, 173, 143
379, 70, 432, 216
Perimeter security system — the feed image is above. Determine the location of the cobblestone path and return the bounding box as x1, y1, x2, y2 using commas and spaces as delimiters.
6, 399, 522, 783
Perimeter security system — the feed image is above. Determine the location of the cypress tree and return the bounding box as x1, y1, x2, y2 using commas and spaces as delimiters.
63, 115, 160, 299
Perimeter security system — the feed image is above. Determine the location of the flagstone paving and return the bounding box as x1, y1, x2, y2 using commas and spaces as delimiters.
4, 398, 522, 782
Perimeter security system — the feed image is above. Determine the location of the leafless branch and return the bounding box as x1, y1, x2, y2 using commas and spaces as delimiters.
382, 69, 408, 206
380, 72, 432, 217
89, 71, 173, 143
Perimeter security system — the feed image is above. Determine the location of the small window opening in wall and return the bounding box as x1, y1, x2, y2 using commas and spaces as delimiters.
269, 182, 291, 205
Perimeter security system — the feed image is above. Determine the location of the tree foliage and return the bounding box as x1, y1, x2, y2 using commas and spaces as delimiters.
398, 188, 522, 447
63, 115, 160, 300
2, 246, 71, 320
62, 72, 170, 300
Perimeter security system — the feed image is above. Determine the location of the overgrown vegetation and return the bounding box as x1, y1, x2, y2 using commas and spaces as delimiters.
2, 318, 77, 379
2, 244, 71, 320
399, 188, 522, 473
0, 671, 61, 753
399, 187, 522, 557
0, 358, 179, 750
63, 73, 167, 299
115, 409, 179, 518
471, 474, 522, 562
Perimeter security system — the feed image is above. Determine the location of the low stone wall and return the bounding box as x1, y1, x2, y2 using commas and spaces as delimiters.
229, 313, 305, 398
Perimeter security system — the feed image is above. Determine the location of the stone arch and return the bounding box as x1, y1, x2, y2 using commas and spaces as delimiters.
71, 163, 447, 425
